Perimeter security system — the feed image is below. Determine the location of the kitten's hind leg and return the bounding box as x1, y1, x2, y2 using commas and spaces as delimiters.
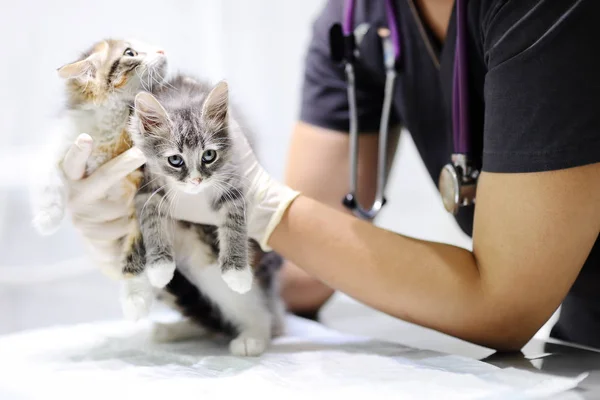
151, 319, 208, 343
229, 310, 271, 357
120, 274, 154, 321
229, 330, 269, 357
227, 289, 273, 357
253, 249, 287, 337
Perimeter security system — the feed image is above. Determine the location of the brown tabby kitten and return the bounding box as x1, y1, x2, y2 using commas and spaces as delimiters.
31, 38, 168, 281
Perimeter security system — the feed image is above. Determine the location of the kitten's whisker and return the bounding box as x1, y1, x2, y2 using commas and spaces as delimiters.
168, 189, 180, 245
219, 181, 247, 220
134, 65, 149, 92
157, 186, 173, 221
215, 174, 251, 191
158, 187, 177, 249
212, 181, 245, 220
167, 189, 179, 242
161, 79, 177, 90
148, 65, 167, 90
137, 176, 163, 193
215, 177, 250, 193
140, 184, 168, 218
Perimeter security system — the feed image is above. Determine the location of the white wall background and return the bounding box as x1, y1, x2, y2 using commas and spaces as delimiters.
1, 0, 556, 341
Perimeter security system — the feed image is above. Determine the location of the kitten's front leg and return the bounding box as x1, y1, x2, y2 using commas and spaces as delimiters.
215, 192, 253, 294
134, 185, 176, 288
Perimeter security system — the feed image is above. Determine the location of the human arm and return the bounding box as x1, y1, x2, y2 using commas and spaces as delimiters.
269, 163, 600, 351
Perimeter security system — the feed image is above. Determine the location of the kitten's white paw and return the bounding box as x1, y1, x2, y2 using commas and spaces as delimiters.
120, 274, 153, 321
32, 209, 64, 236
151, 323, 177, 343
147, 262, 176, 288
121, 293, 152, 321
151, 320, 207, 343
229, 335, 268, 357
221, 266, 253, 294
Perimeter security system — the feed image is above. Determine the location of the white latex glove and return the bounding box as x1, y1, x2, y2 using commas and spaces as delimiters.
61, 133, 147, 279
170, 117, 300, 251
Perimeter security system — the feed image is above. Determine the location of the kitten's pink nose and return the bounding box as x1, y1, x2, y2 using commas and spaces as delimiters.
157, 49, 165, 54
190, 177, 202, 185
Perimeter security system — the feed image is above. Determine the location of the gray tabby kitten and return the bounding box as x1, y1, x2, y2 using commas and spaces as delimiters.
126, 74, 285, 356
124, 74, 253, 294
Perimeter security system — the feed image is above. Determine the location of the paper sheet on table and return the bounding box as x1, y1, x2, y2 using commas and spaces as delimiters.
0, 315, 588, 400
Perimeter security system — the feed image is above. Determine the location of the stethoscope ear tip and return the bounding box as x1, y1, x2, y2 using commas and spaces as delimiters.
329, 23, 345, 63
342, 193, 357, 209
329, 22, 372, 64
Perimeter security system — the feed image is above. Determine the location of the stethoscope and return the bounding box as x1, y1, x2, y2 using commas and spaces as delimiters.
330, 0, 478, 219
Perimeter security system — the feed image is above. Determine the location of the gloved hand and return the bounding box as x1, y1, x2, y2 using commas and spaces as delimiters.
169, 117, 301, 251
61, 133, 147, 279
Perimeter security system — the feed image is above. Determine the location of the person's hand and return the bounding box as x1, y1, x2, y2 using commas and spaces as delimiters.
62, 133, 146, 279
170, 117, 300, 251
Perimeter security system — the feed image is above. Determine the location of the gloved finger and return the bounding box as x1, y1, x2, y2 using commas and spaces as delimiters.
62, 134, 94, 181
72, 216, 131, 241
77, 147, 146, 202
71, 199, 132, 222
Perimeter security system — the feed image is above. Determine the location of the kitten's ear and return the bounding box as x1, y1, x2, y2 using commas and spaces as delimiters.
134, 91, 169, 133
57, 40, 109, 80
57, 59, 94, 79
202, 80, 229, 125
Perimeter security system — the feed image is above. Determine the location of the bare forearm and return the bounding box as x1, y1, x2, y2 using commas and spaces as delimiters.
268, 161, 600, 351
269, 195, 520, 350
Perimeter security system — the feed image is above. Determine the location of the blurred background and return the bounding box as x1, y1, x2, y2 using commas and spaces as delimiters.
0, 0, 555, 345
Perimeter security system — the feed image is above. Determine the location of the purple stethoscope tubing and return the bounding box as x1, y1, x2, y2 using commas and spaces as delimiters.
341, 0, 471, 220
453, 0, 470, 156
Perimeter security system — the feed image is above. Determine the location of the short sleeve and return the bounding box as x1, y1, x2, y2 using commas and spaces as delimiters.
481, 0, 600, 173
299, 1, 398, 134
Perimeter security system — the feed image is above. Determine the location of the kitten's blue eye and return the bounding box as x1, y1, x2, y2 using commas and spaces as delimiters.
123, 48, 137, 57
202, 150, 217, 164
168, 155, 184, 167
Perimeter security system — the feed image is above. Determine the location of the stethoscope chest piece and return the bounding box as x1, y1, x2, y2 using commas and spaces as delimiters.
438, 154, 478, 215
